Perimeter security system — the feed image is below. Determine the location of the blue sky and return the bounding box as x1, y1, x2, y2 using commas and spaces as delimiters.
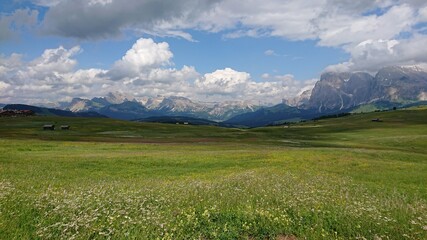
168, 32, 349, 80
1, 0, 427, 104
0, 20, 348, 80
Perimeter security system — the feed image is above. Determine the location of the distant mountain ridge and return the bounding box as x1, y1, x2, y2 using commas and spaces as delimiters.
3, 104, 106, 118
3, 65, 426, 127
62, 92, 260, 121
98, 101, 153, 120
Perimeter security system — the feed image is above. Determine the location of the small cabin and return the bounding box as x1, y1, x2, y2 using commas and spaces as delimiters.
61, 125, 70, 130
43, 125, 55, 130
183, 122, 189, 125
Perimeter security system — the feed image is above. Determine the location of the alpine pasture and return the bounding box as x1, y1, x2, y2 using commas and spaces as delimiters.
0, 107, 426, 239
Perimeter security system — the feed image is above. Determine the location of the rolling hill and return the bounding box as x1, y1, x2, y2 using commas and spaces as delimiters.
224, 103, 320, 127
3, 104, 106, 118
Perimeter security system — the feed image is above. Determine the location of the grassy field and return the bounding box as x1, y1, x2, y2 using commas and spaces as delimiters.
0, 107, 426, 239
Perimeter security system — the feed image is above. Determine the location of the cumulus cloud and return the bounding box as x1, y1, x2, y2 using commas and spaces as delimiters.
30, 46, 81, 74
0, 53, 23, 69
28, 0, 427, 73
195, 68, 251, 96
0, 38, 196, 103
194, 68, 316, 103
326, 34, 427, 72
1, 37, 314, 105
0, 45, 107, 103
316, 4, 415, 47
317, 2, 427, 72
109, 38, 173, 79
247, 74, 317, 104
105, 38, 199, 95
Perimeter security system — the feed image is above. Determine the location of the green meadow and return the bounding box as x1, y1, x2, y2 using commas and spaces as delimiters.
0, 107, 426, 239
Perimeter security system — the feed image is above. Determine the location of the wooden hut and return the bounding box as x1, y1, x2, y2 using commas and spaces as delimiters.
60, 125, 70, 130
43, 125, 55, 130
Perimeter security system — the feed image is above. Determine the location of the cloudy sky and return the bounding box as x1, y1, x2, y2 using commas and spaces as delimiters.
1, 0, 427, 105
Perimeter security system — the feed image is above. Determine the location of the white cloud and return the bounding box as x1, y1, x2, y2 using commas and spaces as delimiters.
1, 38, 314, 105
264, 50, 277, 56
0, 38, 198, 103
194, 68, 316, 103
110, 38, 173, 79
316, 4, 415, 47
5, 0, 427, 105
63, 69, 107, 85
195, 68, 251, 96
30, 46, 81, 74
143, 66, 198, 84
106, 38, 199, 93
326, 34, 427, 72
29, 0, 427, 73
0, 81, 10, 92
0, 53, 23, 69
0, 45, 107, 103
191, 0, 425, 47
36, 0, 427, 45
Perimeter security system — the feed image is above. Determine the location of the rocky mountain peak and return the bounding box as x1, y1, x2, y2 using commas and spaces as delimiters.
284, 89, 312, 107
308, 66, 427, 112
319, 72, 352, 88
144, 96, 166, 109
67, 98, 93, 112
105, 91, 135, 104
157, 96, 204, 112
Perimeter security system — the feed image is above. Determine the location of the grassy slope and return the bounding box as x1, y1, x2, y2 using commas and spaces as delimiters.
0, 107, 426, 239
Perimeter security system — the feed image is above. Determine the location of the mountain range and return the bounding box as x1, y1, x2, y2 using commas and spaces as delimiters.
232, 66, 427, 127
60, 93, 260, 121
2, 66, 426, 127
